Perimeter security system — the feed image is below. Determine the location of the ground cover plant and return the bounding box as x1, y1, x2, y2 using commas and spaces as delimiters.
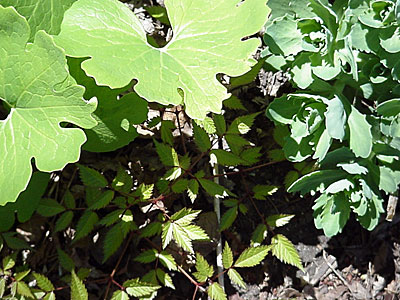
0, 0, 398, 299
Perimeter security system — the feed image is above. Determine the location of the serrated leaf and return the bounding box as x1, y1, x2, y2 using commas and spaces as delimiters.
63, 190, 76, 209
37, 198, 65, 217
156, 269, 175, 289
227, 113, 260, 135
234, 246, 270, 268
17, 281, 35, 299
110, 290, 130, 300
161, 222, 174, 249
207, 282, 227, 300
172, 224, 193, 253
211, 150, 245, 166
73, 211, 98, 242
172, 179, 189, 193
103, 222, 128, 262
154, 141, 179, 167
33, 272, 54, 292
88, 190, 114, 210
55, 211, 74, 232
98, 209, 125, 226
171, 208, 201, 226
183, 225, 209, 241
219, 206, 238, 231
44, 291, 56, 300
187, 180, 199, 203
111, 166, 133, 193
227, 268, 246, 289
222, 242, 233, 269
193, 253, 214, 282
266, 214, 294, 228
223, 95, 247, 111
197, 117, 216, 134
134, 249, 158, 264
240, 147, 262, 165
77, 164, 107, 188
199, 179, 227, 197
253, 185, 279, 200
0, 278, 5, 298
57, 248, 74, 272
71, 270, 88, 300
250, 224, 268, 246
193, 122, 211, 152
271, 234, 303, 270
158, 251, 177, 271
160, 120, 175, 146
140, 222, 162, 238
3, 254, 16, 270
213, 114, 226, 136
56, 0, 269, 119
123, 278, 160, 297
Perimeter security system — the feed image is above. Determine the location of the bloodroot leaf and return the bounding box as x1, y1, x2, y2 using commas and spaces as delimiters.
0, 6, 97, 205
55, 0, 270, 119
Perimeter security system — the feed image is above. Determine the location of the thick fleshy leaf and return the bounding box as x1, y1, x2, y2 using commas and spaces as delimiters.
55, 0, 270, 119
0, 6, 97, 205
348, 105, 372, 158
0, 0, 77, 40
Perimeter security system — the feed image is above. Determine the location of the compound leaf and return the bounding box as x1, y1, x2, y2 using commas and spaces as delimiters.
71, 270, 88, 300
208, 282, 227, 300
55, 0, 270, 119
271, 234, 303, 270
234, 245, 270, 268
0, 6, 97, 205
123, 278, 160, 297
227, 268, 246, 288
33, 272, 54, 292
193, 253, 214, 282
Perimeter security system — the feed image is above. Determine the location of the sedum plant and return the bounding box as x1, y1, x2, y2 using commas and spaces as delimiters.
264, 0, 400, 236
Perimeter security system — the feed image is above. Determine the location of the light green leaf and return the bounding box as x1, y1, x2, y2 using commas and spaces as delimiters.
17, 281, 35, 299
156, 269, 175, 289
55, 211, 74, 232
193, 253, 214, 282
111, 290, 130, 300
222, 242, 233, 269
265, 16, 304, 56
37, 198, 65, 217
2, 254, 16, 270
227, 268, 246, 289
123, 278, 160, 297
158, 251, 177, 271
207, 282, 227, 300
325, 179, 354, 194
68, 58, 148, 152
0, 7, 97, 205
0, 278, 5, 298
33, 272, 54, 292
324, 96, 346, 140
271, 234, 303, 270
234, 245, 270, 268
313, 128, 332, 161
266, 214, 294, 228
288, 170, 347, 195
196, 117, 216, 134
44, 291, 56, 300
73, 211, 99, 242
183, 224, 209, 241
1, 0, 77, 40
56, 0, 269, 119
161, 222, 174, 250
193, 122, 211, 152
348, 105, 372, 158
172, 224, 193, 253
71, 270, 88, 300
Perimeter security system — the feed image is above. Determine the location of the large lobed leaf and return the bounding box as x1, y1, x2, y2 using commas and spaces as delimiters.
0, 6, 97, 205
55, 0, 270, 119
